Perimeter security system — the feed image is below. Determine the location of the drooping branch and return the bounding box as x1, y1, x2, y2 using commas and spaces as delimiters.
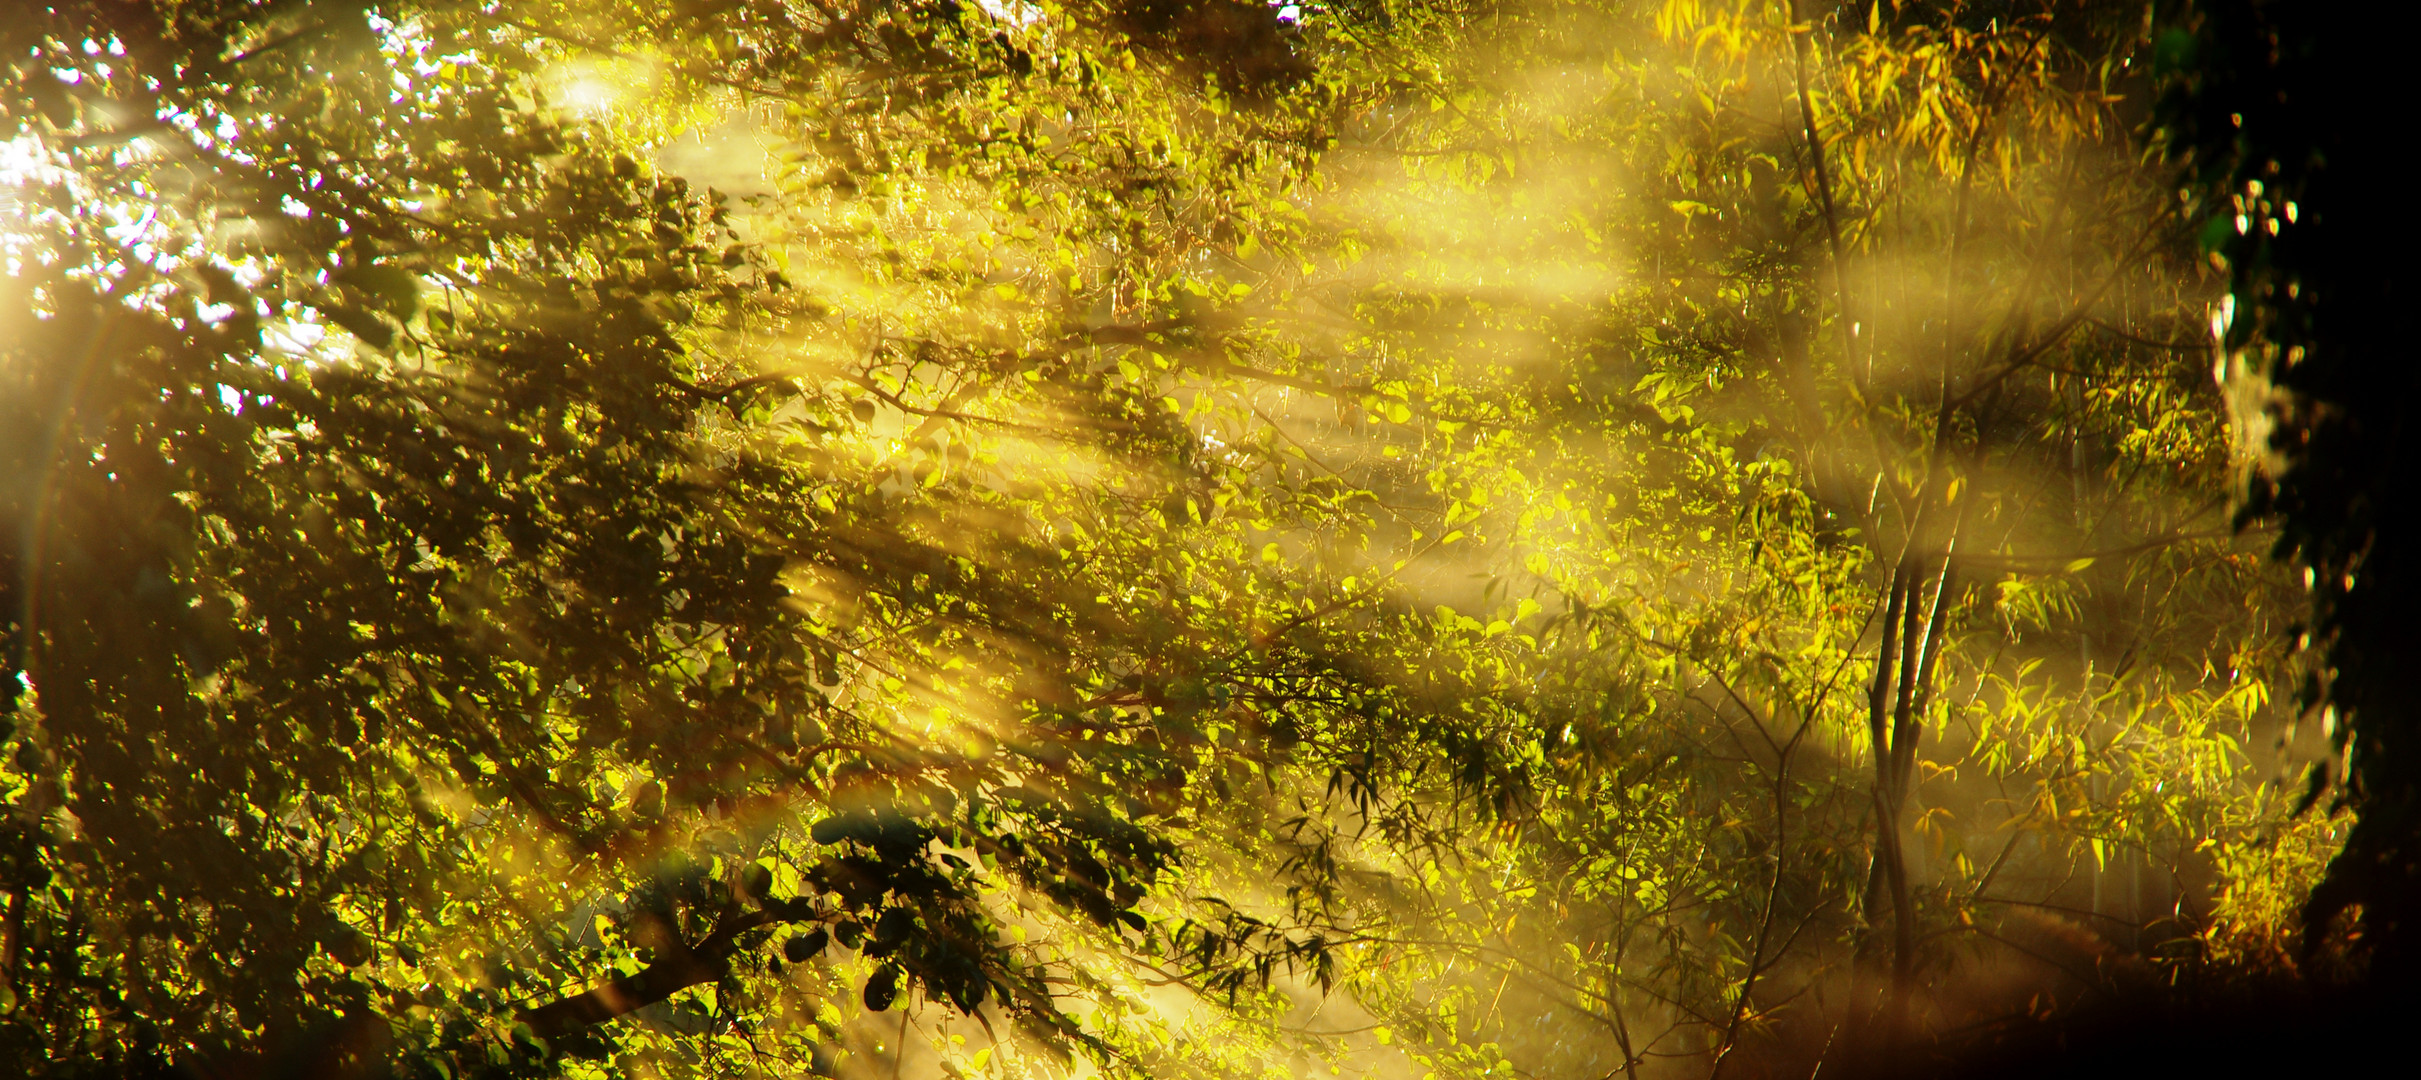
1086, 324, 1364, 399
1786, 0, 1864, 394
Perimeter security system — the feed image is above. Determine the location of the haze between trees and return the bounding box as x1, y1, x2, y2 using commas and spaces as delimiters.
0, 2, 2353, 1078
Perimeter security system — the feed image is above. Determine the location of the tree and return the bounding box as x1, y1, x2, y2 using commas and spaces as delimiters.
0, 1, 1350, 1074
2157, 0, 2421, 981
1211, 3, 2302, 1073
0, 2, 2323, 1078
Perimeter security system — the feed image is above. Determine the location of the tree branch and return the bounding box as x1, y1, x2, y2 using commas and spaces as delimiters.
518, 906, 783, 1039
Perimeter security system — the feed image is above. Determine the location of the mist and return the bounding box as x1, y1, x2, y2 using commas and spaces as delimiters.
0, 3, 2341, 1079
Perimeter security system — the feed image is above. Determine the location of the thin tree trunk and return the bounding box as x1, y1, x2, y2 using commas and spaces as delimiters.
1843, 562, 1912, 1058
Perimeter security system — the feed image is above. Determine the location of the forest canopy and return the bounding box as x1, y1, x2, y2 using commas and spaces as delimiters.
0, 1, 2398, 1078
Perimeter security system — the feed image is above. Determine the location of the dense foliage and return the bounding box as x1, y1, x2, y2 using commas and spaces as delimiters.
0, 1, 2366, 1078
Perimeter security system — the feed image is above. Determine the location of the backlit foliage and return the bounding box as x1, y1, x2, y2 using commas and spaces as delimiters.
0, 2, 2330, 1078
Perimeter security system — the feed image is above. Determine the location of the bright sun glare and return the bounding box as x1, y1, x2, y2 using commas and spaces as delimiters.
0, 134, 69, 274
545, 59, 648, 118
